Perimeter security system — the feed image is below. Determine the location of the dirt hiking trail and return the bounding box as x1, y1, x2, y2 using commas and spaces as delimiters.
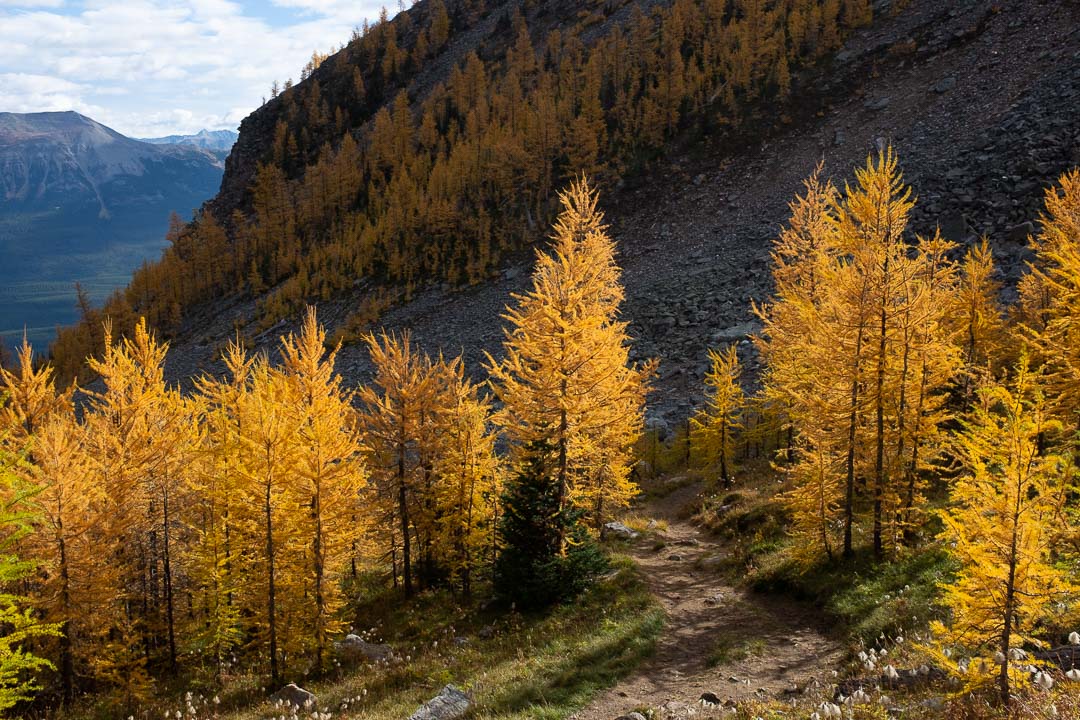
572, 479, 844, 719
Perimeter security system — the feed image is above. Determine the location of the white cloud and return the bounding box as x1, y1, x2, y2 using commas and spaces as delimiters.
0, 0, 65, 7
0, 0, 386, 137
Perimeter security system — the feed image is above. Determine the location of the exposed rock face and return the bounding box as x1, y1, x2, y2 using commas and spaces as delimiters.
408, 684, 471, 720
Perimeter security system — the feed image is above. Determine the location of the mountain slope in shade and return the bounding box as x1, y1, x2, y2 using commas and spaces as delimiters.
0, 111, 224, 350
140, 128, 238, 153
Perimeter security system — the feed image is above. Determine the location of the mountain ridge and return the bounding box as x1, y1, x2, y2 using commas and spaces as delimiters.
140, 128, 238, 153
0, 111, 225, 349
0, 111, 223, 218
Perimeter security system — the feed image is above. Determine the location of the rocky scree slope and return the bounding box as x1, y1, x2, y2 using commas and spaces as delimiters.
162, 0, 1080, 427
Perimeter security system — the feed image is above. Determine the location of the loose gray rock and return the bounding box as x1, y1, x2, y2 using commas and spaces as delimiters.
864, 96, 891, 111
409, 684, 472, 720
921, 697, 946, 711
271, 683, 315, 708
603, 521, 640, 540
933, 76, 957, 93
659, 700, 694, 719
616, 713, 647, 720
336, 634, 393, 663
1006, 221, 1034, 243
712, 321, 761, 343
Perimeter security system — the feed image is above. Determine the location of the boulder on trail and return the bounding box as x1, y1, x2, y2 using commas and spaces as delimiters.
270, 683, 315, 708
408, 684, 471, 720
615, 713, 647, 720
603, 521, 640, 540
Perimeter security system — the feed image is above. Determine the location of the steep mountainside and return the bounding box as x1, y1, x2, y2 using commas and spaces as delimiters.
51, 0, 878, 375
58, 0, 1080, 426
0, 112, 223, 348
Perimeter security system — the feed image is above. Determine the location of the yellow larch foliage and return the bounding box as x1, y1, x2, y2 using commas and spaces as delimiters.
23, 414, 105, 702
894, 232, 962, 541
758, 149, 964, 561
1020, 169, 1080, 426
955, 237, 1006, 377
784, 440, 844, 564
186, 340, 252, 678
278, 308, 367, 670
232, 354, 302, 686
0, 337, 72, 442
433, 358, 501, 596
834, 147, 918, 560
931, 356, 1074, 705
357, 330, 440, 597
81, 318, 175, 702
690, 345, 743, 485
487, 177, 654, 537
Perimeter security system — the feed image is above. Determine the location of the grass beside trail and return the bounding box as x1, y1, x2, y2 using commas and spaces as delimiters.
58, 553, 663, 720
689, 460, 956, 648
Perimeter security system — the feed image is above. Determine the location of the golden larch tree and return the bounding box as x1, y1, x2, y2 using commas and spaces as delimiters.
24, 414, 105, 701
432, 358, 501, 596
690, 344, 743, 485
955, 237, 1005, 378
233, 353, 300, 686
358, 330, 439, 597
931, 356, 1074, 705
1021, 169, 1080, 429
279, 308, 367, 670
487, 177, 653, 540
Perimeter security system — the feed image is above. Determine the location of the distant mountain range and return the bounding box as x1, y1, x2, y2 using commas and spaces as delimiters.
141, 128, 238, 154
0, 111, 226, 350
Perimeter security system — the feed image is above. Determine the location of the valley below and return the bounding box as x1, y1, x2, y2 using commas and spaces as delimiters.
0, 112, 230, 349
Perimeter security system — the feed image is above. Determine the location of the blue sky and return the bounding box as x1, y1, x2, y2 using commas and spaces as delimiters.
0, 0, 389, 137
